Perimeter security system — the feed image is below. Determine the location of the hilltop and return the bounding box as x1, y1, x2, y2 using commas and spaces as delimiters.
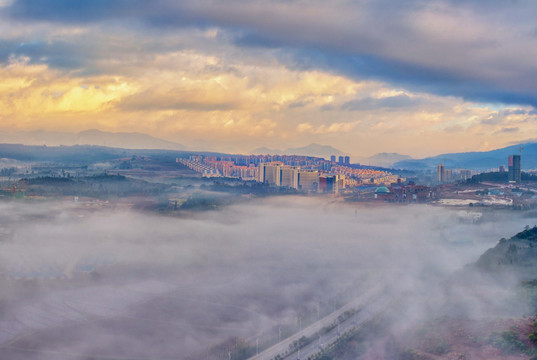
251, 143, 344, 159
0, 129, 187, 151
318, 226, 537, 360
475, 226, 537, 278
394, 143, 537, 170
359, 152, 412, 167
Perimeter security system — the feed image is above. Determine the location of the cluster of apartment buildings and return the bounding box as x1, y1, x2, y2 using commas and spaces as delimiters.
330, 164, 400, 185
178, 154, 400, 193
437, 164, 472, 183
437, 154, 522, 184
258, 162, 344, 193
203, 159, 257, 180
177, 158, 221, 177
212, 154, 334, 169
178, 156, 258, 180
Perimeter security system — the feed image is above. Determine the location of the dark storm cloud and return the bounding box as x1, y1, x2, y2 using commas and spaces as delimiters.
0, 37, 102, 71
5, 0, 537, 106
6, 0, 209, 28
0, 40, 18, 63
8, 0, 152, 23
0, 32, 193, 76
279, 49, 537, 108
0, 39, 88, 69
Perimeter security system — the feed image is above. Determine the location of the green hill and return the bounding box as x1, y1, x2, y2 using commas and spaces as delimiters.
475, 226, 537, 277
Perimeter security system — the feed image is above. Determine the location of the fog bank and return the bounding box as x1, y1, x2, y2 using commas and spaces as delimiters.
0, 198, 533, 359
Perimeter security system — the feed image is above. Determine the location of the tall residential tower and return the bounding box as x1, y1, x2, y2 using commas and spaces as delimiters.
508, 155, 521, 184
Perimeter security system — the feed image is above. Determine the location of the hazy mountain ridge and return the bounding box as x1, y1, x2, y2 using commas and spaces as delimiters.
394, 143, 537, 170
250, 146, 284, 155
251, 143, 344, 159
359, 152, 412, 167
0, 129, 187, 151
75, 130, 187, 150
0, 143, 191, 164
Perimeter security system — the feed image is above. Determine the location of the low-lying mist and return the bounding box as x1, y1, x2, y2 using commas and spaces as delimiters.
0, 197, 534, 359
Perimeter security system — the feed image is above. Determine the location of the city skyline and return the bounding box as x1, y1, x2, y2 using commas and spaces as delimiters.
1, 1, 537, 157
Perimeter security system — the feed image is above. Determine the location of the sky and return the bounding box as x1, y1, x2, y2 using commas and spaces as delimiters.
1, 0, 537, 157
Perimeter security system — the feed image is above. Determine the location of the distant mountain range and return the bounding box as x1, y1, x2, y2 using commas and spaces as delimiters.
1, 130, 535, 171
358, 153, 413, 167
0, 129, 187, 151
394, 143, 537, 170
0, 143, 192, 164
251, 143, 344, 159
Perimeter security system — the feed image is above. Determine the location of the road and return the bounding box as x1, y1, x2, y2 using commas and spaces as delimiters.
247, 284, 393, 360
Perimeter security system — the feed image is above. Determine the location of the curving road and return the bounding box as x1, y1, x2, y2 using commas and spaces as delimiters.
247, 284, 393, 360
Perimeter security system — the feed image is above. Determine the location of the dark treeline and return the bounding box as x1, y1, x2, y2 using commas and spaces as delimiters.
466, 171, 537, 184
201, 181, 299, 195
20, 174, 166, 198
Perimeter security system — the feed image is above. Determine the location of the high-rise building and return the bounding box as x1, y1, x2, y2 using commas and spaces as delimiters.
258, 162, 282, 186
338, 156, 344, 164
298, 170, 319, 191
319, 175, 339, 193
444, 169, 452, 182
499, 165, 505, 173
508, 155, 521, 183
258, 163, 299, 189
344, 156, 350, 165
280, 166, 299, 189
330, 155, 336, 162
458, 169, 472, 180
338, 174, 346, 190
437, 164, 445, 183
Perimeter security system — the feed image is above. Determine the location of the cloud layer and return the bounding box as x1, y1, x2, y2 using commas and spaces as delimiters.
1, 0, 537, 156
